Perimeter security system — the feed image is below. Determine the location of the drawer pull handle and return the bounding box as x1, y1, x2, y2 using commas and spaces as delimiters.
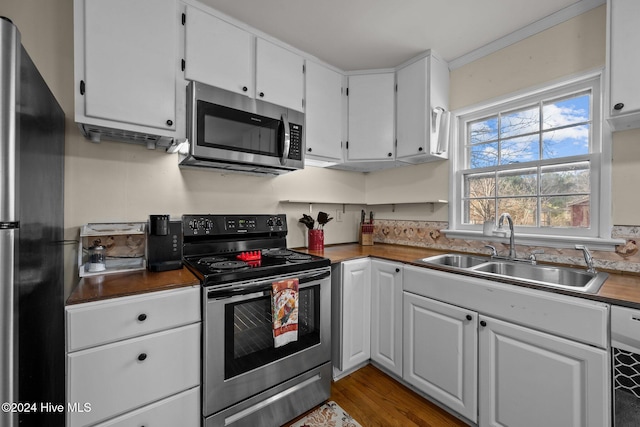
138, 353, 147, 362
480, 320, 487, 327
137, 313, 147, 322
466, 314, 472, 321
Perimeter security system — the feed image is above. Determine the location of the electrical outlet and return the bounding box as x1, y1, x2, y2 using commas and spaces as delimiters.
336, 209, 343, 222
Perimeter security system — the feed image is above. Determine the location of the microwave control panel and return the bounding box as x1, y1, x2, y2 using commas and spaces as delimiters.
288, 123, 302, 160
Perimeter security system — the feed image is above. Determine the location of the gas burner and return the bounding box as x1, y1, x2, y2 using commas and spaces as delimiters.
287, 253, 312, 262
208, 260, 249, 271
198, 256, 227, 265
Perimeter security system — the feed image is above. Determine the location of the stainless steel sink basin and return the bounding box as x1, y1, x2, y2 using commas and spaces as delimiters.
414, 253, 489, 269
414, 254, 608, 294
471, 261, 608, 293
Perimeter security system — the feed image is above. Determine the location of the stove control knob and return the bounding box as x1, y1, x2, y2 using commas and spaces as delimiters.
203, 219, 213, 231
275, 217, 283, 227
267, 218, 275, 227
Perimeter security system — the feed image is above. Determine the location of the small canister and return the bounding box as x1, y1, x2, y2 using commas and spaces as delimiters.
87, 241, 106, 273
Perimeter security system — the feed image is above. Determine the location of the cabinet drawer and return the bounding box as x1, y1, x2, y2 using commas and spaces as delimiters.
66, 286, 199, 351
95, 387, 200, 427
67, 323, 200, 427
611, 305, 640, 351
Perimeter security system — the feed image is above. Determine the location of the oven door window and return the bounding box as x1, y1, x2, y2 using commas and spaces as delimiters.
224, 285, 320, 380
197, 101, 283, 158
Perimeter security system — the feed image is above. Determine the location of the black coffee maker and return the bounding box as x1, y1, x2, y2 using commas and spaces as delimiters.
147, 214, 183, 272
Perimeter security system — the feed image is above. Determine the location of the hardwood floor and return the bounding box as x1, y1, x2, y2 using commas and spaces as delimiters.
285, 364, 469, 426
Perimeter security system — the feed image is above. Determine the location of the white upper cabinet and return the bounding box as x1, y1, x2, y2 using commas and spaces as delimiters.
346, 73, 396, 161
74, 0, 179, 135
396, 53, 450, 162
184, 5, 253, 97
304, 60, 344, 162
608, 0, 640, 131
256, 38, 305, 112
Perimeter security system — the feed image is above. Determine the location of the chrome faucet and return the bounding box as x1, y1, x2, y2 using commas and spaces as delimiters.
498, 213, 516, 259
575, 244, 597, 273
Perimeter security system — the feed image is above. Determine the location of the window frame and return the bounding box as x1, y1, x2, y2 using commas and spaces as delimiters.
447, 70, 619, 249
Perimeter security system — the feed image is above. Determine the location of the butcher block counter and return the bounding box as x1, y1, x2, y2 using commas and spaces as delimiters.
298, 243, 640, 309
66, 267, 200, 305
66, 243, 640, 308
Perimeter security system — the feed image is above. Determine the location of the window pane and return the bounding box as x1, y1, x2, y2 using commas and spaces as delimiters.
500, 135, 539, 164
500, 106, 539, 138
540, 162, 590, 195
497, 198, 537, 226
541, 195, 590, 228
543, 93, 590, 130
498, 168, 537, 197
465, 173, 495, 198
469, 116, 498, 144
470, 142, 498, 168
464, 199, 495, 224
542, 125, 590, 159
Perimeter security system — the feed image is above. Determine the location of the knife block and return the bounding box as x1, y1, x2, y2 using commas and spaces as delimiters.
359, 223, 374, 246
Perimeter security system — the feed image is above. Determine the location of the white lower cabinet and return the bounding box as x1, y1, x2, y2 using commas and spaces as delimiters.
403, 292, 478, 422
478, 315, 609, 427
66, 286, 201, 427
402, 265, 610, 426
332, 259, 371, 376
370, 259, 403, 377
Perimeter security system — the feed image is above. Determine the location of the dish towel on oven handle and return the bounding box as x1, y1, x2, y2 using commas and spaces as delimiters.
271, 278, 299, 348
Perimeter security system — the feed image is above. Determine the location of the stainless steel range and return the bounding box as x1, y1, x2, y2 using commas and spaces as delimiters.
182, 214, 332, 427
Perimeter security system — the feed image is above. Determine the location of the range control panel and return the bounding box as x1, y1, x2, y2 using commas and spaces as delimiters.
182, 214, 287, 237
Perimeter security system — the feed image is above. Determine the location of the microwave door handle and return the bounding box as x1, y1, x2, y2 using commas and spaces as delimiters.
280, 114, 290, 165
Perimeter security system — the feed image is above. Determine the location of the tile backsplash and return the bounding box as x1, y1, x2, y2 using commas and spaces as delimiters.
373, 219, 640, 274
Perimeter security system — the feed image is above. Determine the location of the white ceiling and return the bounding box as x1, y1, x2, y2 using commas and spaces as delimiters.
198, 0, 604, 71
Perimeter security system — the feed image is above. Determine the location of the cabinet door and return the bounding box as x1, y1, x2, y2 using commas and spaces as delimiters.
305, 61, 344, 162
609, 0, 640, 118
478, 316, 609, 427
340, 259, 371, 372
184, 5, 253, 97
370, 260, 403, 377
403, 292, 478, 423
347, 73, 395, 161
256, 38, 304, 111
77, 0, 177, 130
396, 57, 428, 158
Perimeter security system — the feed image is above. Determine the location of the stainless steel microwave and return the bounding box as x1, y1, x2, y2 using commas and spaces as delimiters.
179, 81, 305, 175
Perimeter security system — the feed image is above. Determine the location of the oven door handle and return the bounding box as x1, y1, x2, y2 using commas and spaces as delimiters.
207, 270, 330, 300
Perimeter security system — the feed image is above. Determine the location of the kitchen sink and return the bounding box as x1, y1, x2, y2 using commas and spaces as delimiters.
414, 254, 608, 294
471, 261, 608, 294
414, 253, 489, 269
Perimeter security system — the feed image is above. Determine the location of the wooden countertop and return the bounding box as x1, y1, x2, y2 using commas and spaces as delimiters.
66, 243, 640, 309
298, 243, 640, 309
66, 267, 200, 305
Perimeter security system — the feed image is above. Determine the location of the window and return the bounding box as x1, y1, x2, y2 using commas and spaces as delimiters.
450, 73, 611, 243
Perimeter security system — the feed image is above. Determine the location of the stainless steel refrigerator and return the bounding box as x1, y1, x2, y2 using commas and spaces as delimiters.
0, 17, 65, 427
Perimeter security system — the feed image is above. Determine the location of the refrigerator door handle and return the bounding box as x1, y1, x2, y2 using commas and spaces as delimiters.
0, 229, 16, 424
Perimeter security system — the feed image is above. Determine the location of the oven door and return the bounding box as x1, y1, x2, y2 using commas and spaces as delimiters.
202, 267, 331, 417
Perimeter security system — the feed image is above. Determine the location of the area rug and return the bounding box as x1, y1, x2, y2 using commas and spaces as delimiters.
291, 401, 362, 427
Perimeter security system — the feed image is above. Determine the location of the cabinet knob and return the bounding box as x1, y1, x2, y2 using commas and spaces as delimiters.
466, 314, 472, 321
137, 353, 147, 362
614, 103, 625, 111
137, 313, 147, 322
166, 119, 173, 126
388, 152, 392, 157
395, 268, 400, 273
242, 86, 248, 92
418, 147, 423, 152
259, 92, 265, 98
308, 147, 312, 152
480, 320, 487, 327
